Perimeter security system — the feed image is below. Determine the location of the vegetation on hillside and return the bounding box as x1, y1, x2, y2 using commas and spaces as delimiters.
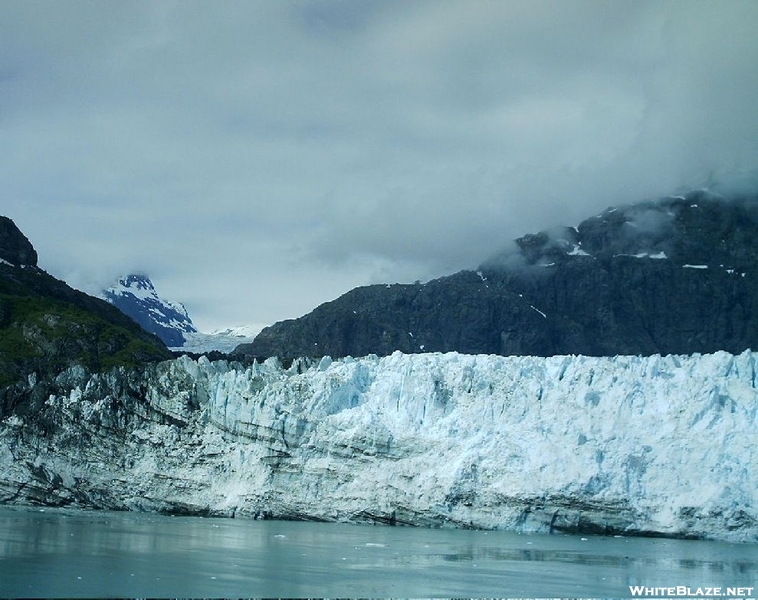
0, 264, 171, 389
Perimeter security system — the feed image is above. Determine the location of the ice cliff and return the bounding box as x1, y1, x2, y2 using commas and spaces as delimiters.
1, 350, 756, 542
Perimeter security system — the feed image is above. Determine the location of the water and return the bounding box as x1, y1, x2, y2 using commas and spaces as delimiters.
0, 506, 756, 598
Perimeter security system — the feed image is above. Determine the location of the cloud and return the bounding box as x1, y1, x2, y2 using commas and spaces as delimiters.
2, 0, 757, 330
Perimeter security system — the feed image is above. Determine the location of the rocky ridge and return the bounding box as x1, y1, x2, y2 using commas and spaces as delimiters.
236, 190, 758, 359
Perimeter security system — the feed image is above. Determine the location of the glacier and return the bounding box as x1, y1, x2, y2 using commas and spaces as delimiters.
173, 326, 259, 354
0, 350, 756, 542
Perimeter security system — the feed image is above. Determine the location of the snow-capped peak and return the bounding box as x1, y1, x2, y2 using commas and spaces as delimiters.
102, 274, 262, 353
111, 273, 155, 295
105, 274, 194, 323
102, 274, 197, 347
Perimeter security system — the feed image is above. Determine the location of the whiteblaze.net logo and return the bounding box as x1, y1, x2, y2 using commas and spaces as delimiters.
629, 586, 755, 598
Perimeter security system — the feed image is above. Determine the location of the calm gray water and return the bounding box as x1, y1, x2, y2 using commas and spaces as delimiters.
0, 506, 756, 598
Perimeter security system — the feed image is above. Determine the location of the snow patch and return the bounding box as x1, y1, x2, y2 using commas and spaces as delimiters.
615, 251, 668, 260
567, 245, 591, 257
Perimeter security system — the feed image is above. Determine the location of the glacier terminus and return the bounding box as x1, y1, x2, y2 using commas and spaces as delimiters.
1, 349, 755, 543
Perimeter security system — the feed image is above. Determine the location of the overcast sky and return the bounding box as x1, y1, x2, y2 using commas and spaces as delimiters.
3, 0, 758, 332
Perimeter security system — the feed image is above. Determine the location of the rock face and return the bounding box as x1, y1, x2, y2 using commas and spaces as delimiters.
0, 217, 37, 268
0, 350, 756, 542
102, 275, 197, 348
0, 218, 172, 403
243, 272, 553, 359
236, 191, 758, 359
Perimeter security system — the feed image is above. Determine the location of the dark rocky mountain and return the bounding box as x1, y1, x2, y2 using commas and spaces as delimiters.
102, 274, 197, 347
0, 217, 172, 410
235, 190, 758, 359
0, 216, 37, 268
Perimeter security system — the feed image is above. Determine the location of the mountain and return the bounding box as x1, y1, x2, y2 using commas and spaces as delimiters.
1, 350, 755, 542
102, 274, 197, 347
235, 190, 758, 359
0, 217, 172, 406
102, 275, 259, 352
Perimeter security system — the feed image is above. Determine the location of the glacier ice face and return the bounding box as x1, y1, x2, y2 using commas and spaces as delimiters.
174, 329, 258, 353
1, 350, 756, 542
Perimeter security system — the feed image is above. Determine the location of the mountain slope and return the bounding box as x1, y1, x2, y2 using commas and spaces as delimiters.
0, 218, 172, 406
102, 274, 197, 347
235, 190, 758, 359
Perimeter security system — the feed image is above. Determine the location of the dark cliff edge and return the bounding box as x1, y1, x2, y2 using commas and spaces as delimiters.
0, 217, 172, 416
234, 190, 758, 360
